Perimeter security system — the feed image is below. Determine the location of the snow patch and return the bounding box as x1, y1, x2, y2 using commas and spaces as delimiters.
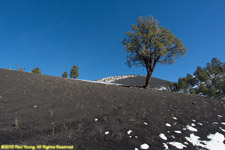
197, 122, 203, 125
140, 143, 149, 149
166, 123, 171, 127
168, 142, 187, 149
185, 132, 225, 150
174, 130, 182, 134
105, 131, 109, 135
163, 143, 169, 150
186, 125, 198, 132
173, 117, 177, 120
220, 127, 225, 132
144, 122, 148, 125
95, 118, 98, 121
127, 130, 133, 135
159, 133, 167, 140
96, 75, 137, 83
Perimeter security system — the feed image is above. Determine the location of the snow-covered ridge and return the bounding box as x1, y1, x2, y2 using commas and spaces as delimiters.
96, 75, 137, 83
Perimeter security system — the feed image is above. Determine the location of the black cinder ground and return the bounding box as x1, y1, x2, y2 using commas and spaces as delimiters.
0, 69, 224, 150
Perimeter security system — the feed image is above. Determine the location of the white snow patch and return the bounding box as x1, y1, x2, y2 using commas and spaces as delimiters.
168, 142, 187, 149
159, 133, 167, 140
197, 122, 203, 125
171, 135, 175, 139
34, 105, 37, 108
144, 122, 148, 125
213, 122, 218, 125
140, 143, 149, 149
166, 123, 171, 127
221, 122, 225, 125
185, 132, 225, 150
105, 131, 109, 135
217, 115, 223, 118
127, 130, 133, 135
192, 119, 196, 122
184, 142, 188, 145
191, 123, 196, 126
163, 143, 169, 150
95, 118, 98, 121
96, 75, 137, 83
135, 136, 138, 138
135, 148, 138, 150
220, 127, 225, 132
174, 130, 182, 134
156, 86, 167, 91
186, 125, 198, 132
173, 117, 177, 120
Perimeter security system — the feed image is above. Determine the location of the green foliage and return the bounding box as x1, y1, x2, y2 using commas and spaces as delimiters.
208, 85, 217, 96
206, 58, 225, 75
171, 58, 224, 98
178, 77, 188, 92
189, 88, 196, 95
166, 82, 179, 92
122, 16, 187, 88
70, 65, 79, 79
194, 66, 210, 82
62, 71, 68, 78
199, 84, 208, 95
32, 67, 41, 74
186, 73, 196, 86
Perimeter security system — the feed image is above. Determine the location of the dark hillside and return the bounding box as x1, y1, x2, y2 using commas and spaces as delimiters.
0, 69, 225, 150
113, 76, 169, 88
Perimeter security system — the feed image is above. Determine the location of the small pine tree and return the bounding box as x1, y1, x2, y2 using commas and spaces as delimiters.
199, 84, 208, 95
208, 85, 217, 96
62, 71, 68, 78
178, 77, 188, 92
189, 88, 196, 95
70, 65, 79, 79
32, 67, 41, 74
186, 73, 196, 86
194, 66, 209, 82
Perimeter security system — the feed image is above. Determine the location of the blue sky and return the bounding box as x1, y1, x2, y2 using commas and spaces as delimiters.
0, 0, 224, 81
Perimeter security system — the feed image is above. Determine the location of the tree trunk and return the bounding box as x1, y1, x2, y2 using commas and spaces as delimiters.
145, 70, 152, 88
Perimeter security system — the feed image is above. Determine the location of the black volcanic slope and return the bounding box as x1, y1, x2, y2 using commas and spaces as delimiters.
113, 76, 169, 88
0, 69, 225, 150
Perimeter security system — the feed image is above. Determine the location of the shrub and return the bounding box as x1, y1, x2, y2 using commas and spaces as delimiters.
32, 67, 41, 74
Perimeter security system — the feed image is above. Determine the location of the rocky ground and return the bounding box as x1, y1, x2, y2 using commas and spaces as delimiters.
0, 69, 225, 150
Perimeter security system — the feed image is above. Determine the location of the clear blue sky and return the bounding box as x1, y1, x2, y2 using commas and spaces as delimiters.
0, 0, 224, 81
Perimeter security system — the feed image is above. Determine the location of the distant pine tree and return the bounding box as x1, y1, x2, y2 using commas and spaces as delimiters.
32, 67, 41, 74
70, 65, 79, 79
62, 71, 68, 78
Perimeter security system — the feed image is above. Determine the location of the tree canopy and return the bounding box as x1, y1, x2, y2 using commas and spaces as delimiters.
123, 16, 187, 88
70, 65, 79, 79
167, 58, 225, 98
32, 67, 41, 74
62, 71, 68, 78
